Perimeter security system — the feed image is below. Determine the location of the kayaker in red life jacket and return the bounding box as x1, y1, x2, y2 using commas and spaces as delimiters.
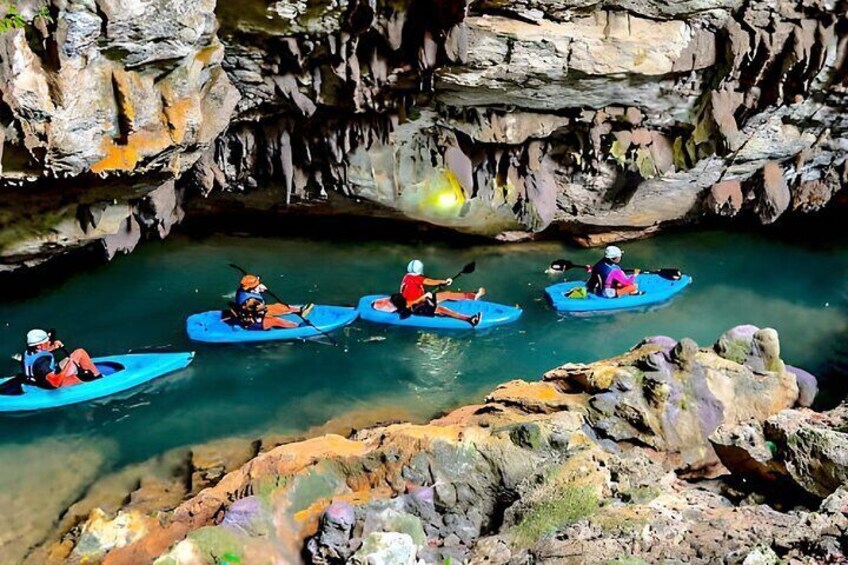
376, 260, 485, 326
21, 329, 101, 389
234, 274, 314, 330
587, 246, 641, 298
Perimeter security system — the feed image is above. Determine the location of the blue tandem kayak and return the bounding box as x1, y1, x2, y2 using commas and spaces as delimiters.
186, 306, 358, 343
0, 352, 194, 413
357, 294, 522, 330
545, 273, 693, 314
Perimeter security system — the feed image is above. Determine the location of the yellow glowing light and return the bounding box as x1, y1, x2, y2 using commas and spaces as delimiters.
436, 191, 458, 209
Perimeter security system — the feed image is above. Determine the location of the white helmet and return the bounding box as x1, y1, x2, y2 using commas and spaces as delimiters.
407, 259, 424, 275
26, 328, 49, 347
604, 245, 623, 259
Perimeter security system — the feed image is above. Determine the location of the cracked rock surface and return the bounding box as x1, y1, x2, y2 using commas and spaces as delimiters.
1, 0, 846, 267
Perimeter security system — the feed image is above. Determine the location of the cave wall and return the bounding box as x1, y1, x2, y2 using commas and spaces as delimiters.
0, 0, 845, 270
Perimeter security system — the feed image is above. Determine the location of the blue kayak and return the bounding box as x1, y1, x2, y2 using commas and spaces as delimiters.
545, 273, 693, 313
0, 352, 194, 413
186, 306, 358, 343
357, 295, 522, 330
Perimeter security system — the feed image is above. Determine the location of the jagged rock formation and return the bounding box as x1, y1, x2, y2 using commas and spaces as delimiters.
203, 0, 848, 244
0, 0, 237, 271
29, 326, 844, 565
0, 0, 846, 270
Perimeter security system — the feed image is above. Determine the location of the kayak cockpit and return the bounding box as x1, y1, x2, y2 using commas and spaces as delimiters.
94, 361, 124, 376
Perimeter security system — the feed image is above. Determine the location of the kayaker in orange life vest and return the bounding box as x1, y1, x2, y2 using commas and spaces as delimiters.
21, 329, 101, 389
233, 274, 314, 330
377, 260, 485, 326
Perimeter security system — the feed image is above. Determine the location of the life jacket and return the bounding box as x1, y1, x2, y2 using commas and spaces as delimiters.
587, 259, 620, 296
400, 274, 426, 303
21, 349, 55, 379
236, 288, 265, 307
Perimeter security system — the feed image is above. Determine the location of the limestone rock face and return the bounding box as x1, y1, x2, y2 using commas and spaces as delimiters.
38, 327, 844, 565
196, 0, 847, 244
0, 179, 187, 273
1, 0, 846, 270
0, 0, 238, 177
0, 0, 237, 270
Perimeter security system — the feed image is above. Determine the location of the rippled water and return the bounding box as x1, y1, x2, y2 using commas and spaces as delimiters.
0, 229, 846, 559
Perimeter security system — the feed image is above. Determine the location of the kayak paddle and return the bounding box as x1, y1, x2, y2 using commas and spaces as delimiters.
0, 375, 26, 396
551, 259, 682, 281
227, 264, 339, 346
549, 259, 589, 273
624, 268, 683, 280
435, 261, 476, 292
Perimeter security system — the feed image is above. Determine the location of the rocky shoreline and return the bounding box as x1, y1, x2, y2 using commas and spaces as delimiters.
24, 324, 848, 564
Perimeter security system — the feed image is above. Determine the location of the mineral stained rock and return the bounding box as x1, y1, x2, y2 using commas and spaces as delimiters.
1, 0, 846, 270
36, 326, 840, 565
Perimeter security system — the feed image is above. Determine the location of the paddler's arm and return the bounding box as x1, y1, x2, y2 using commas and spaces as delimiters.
610, 269, 639, 287
423, 277, 451, 286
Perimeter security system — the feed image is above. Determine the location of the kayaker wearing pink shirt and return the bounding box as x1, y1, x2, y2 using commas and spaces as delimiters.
587, 246, 640, 298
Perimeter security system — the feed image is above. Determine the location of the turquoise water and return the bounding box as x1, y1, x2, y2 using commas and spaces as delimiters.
1, 229, 847, 552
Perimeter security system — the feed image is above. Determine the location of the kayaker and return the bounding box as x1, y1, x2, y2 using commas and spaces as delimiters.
587, 246, 640, 298
21, 329, 101, 389
233, 274, 314, 330
378, 260, 484, 326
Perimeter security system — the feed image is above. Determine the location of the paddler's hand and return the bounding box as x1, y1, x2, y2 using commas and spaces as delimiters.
51, 340, 64, 350
633, 269, 641, 276
444, 278, 453, 286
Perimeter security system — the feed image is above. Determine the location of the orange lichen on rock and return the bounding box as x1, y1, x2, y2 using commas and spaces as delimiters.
162, 96, 194, 144
485, 380, 576, 413
91, 142, 140, 174
91, 130, 175, 174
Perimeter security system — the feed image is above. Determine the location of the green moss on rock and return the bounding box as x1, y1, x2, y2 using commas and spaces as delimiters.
513, 486, 599, 546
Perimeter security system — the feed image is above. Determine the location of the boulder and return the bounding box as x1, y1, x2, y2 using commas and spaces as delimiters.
350, 532, 418, 565
786, 366, 818, 408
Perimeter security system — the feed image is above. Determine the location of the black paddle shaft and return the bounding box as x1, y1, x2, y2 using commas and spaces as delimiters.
435, 261, 476, 292
227, 264, 338, 346
550, 259, 681, 281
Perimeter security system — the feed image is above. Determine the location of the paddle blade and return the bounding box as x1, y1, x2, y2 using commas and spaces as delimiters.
461, 262, 476, 275
549, 259, 577, 272
0, 376, 24, 396
657, 268, 683, 280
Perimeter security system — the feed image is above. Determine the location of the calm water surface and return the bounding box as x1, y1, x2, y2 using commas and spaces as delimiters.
0, 229, 846, 550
